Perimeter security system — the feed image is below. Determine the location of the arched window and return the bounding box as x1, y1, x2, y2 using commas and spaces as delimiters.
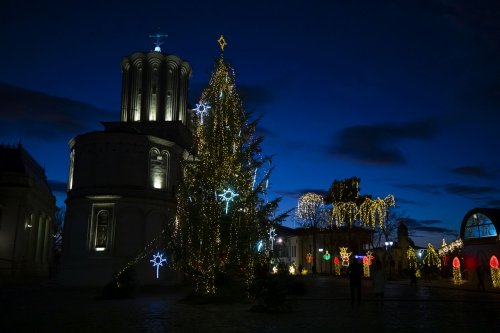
161, 150, 170, 190
149, 148, 168, 189
464, 213, 498, 239
95, 210, 110, 251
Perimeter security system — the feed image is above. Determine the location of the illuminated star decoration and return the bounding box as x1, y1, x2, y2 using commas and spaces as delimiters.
150, 252, 167, 279
218, 35, 227, 52
218, 188, 239, 214
269, 227, 277, 248
193, 101, 211, 124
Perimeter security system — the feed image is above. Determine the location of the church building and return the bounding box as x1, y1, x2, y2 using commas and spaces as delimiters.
60, 45, 193, 285
0, 144, 57, 278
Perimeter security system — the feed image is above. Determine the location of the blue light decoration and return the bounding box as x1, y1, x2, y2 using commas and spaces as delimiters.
269, 227, 277, 249
218, 188, 239, 214
193, 101, 211, 124
150, 252, 167, 279
252, 168, 258, 189
257, 240, 264, 252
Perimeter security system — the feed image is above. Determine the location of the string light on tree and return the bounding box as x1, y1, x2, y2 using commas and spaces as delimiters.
269, 227, 277, 249
423, 243, 441, 269
407, 246, 417, 270
150, 252, 167, 279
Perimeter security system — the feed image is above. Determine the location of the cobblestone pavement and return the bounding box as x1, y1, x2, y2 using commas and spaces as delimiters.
1, 276, 499, 333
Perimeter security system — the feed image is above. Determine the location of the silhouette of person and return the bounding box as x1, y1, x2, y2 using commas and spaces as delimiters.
346, 258, 363, 305
409, 266, 418, 287
372, 260, 386, 303
476, 264, 485, 291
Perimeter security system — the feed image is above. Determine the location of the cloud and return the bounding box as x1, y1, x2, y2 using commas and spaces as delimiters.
484, 199, 500, 206
256, 125, 274, 138
0, 83, 116, 141
444, 184, 497, 196
48, 180, 67, 193
405, 217, 458, 236
238, 85, 274, 106
274, 188, 329, 200
329, 118, 440, 165
395, 197, 431, 207
395, 183, 442, 195
189, 83, 274, 108
449, 165, 497, 179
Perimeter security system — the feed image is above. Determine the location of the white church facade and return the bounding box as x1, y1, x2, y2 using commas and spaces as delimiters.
60, 50, 193, 285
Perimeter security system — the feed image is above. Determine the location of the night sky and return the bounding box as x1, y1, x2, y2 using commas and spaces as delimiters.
2, 0, 499, 247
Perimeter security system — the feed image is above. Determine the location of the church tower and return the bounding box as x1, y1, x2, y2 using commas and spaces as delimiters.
61, 41, 192, 286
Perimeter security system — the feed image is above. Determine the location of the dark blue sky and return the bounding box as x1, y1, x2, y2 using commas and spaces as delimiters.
1, 0, 499, 247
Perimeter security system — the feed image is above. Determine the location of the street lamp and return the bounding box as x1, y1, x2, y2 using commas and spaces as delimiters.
384, 241, 394, 279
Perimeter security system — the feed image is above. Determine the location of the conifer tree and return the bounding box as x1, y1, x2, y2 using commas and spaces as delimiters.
174, 48, 286, 295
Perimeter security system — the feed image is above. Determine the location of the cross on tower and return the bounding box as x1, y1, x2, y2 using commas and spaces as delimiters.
149, 32, 168, 52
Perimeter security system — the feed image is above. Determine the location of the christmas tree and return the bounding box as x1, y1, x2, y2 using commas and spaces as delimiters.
423, 243, 441, 270
174, 38, 286, 295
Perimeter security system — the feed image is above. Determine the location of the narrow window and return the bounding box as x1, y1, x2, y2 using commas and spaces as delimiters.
95, 210, 110, 251
150, 148, 168, 189
68, 149, 75, 190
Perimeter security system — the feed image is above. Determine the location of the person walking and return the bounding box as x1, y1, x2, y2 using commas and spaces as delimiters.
346, 258, 363, 305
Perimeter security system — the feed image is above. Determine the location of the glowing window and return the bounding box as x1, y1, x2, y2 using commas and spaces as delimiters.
95, 210, 110, 251
464, 213, 497, 239
149, 148, 169, 189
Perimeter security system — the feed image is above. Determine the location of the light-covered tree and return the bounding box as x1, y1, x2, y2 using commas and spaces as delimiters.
174, 48, 286, 294
296, 192, 328, 271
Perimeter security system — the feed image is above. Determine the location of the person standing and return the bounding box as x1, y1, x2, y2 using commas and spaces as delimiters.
476, 263, 485, 291
409, 266, 418, 287
347, 258, 363, 305
372, 260, 386, 304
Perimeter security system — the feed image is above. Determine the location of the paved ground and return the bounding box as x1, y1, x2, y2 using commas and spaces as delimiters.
1, 275, 499, 333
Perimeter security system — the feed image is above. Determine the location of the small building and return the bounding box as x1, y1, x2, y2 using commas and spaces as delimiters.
279, 226, 373, 274
0, 144, 57, 278
460, 208, 500, 270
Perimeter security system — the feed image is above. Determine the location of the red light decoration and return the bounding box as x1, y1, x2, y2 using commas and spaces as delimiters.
363, 256, 369, 265
490, 256, 499, 269
452, 257, 460, 268
334, 256, 339, 265
306, 253, 313, 264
